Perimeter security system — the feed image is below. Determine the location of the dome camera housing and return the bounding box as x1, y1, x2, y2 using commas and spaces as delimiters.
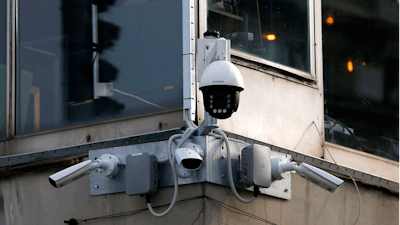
199, 60, 244, 119
175, 144, 204, 170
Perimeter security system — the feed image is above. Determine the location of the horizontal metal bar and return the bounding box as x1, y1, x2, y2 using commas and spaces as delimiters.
0, 128, 184, 171
222, 130, 399, 193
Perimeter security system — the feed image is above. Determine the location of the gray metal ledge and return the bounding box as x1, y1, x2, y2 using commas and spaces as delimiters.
222, 130, 399, 193
0, 128, 184, 172
0, 127, 398, 194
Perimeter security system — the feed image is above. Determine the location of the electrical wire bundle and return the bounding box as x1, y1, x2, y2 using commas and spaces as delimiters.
147, 109, 259, 217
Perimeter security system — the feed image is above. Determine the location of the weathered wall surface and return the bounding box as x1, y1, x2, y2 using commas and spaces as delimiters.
324, 142, 399, 182
0, 168, 204, 225
0, 170, 397, 225
204, 175, 399, 225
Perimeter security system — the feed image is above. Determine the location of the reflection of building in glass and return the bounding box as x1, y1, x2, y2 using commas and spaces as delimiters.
207, 0, 310, 72
17, 0, 183, 135
323, 0, 399, 160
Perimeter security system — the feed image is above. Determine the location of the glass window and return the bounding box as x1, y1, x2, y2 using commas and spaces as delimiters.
207, 0, 310, 73
0, 0, 6, 138
18, 0, 183, 135
323, 0, 399, 161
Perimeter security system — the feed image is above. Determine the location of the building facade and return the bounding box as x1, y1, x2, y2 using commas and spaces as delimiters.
0, 0, 398, 224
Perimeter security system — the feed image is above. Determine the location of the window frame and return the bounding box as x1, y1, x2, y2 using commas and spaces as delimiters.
4, 0, 15, 140
200, 0, 317, 81
3, 0, 193, 140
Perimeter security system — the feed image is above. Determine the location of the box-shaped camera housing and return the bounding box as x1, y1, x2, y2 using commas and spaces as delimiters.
241, 144, 271, 188
125, 152, 158, 195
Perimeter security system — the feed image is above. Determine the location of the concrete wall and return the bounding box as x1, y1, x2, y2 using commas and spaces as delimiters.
0, 168, 397, 225
0, 167, 204, 225
204, 175, 399, 225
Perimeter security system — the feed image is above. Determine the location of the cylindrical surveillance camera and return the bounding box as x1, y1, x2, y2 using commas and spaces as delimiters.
49, 154, 120, 188
271, 157, 344, 192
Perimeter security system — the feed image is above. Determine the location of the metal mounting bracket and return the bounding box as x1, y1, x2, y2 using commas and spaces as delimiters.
89, 135, 292, 199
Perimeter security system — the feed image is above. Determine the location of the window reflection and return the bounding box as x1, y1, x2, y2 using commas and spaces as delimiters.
18, 0, 183, 135
0, 0, 6, 138
207, 0, 310, 72
323, 0, 399, 161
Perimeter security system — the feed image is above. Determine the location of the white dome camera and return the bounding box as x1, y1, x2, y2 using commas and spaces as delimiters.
199, 38, 244, 119
175, 143, 204, 170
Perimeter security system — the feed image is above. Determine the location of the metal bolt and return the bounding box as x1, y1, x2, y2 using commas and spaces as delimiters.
284, 188, 288, 193
221, 174, 225, 178
95, 185, 99, 189
206, 45, 209, 50
221, 154, 226, 159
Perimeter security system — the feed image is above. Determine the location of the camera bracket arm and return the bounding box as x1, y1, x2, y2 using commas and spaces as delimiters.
194, 111, 219, 136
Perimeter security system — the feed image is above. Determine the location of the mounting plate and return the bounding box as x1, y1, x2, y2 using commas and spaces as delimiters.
89, 135, 291, 199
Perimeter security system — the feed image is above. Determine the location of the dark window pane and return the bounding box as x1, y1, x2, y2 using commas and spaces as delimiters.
207, 0, 310, 72
0, 0, 6, 138
18, 0, 183, 135
323, 0, 399, 161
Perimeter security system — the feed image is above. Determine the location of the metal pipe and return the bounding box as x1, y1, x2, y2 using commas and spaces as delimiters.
92, 3, 99, 99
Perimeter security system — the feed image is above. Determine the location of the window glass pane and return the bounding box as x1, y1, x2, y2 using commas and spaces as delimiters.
207, 0, 310, 72
0, 0, 6, 138
18, 0, 183, 135
323, 0, 399, 161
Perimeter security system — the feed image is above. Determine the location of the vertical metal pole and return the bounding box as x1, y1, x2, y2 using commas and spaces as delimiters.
92, 3, 99, 99
7, 0, 16, 138
256, 0, 263, 47
6, 0, 10, 138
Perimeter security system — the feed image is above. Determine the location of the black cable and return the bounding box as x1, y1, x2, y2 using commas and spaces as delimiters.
253, 186, 260, 197
205, 195, 277, 225
191, 208, 204, 225
66, 195, 204, 224
64, 219, 78, 225
67, 194, 276, 225
212, 200, 267, 223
